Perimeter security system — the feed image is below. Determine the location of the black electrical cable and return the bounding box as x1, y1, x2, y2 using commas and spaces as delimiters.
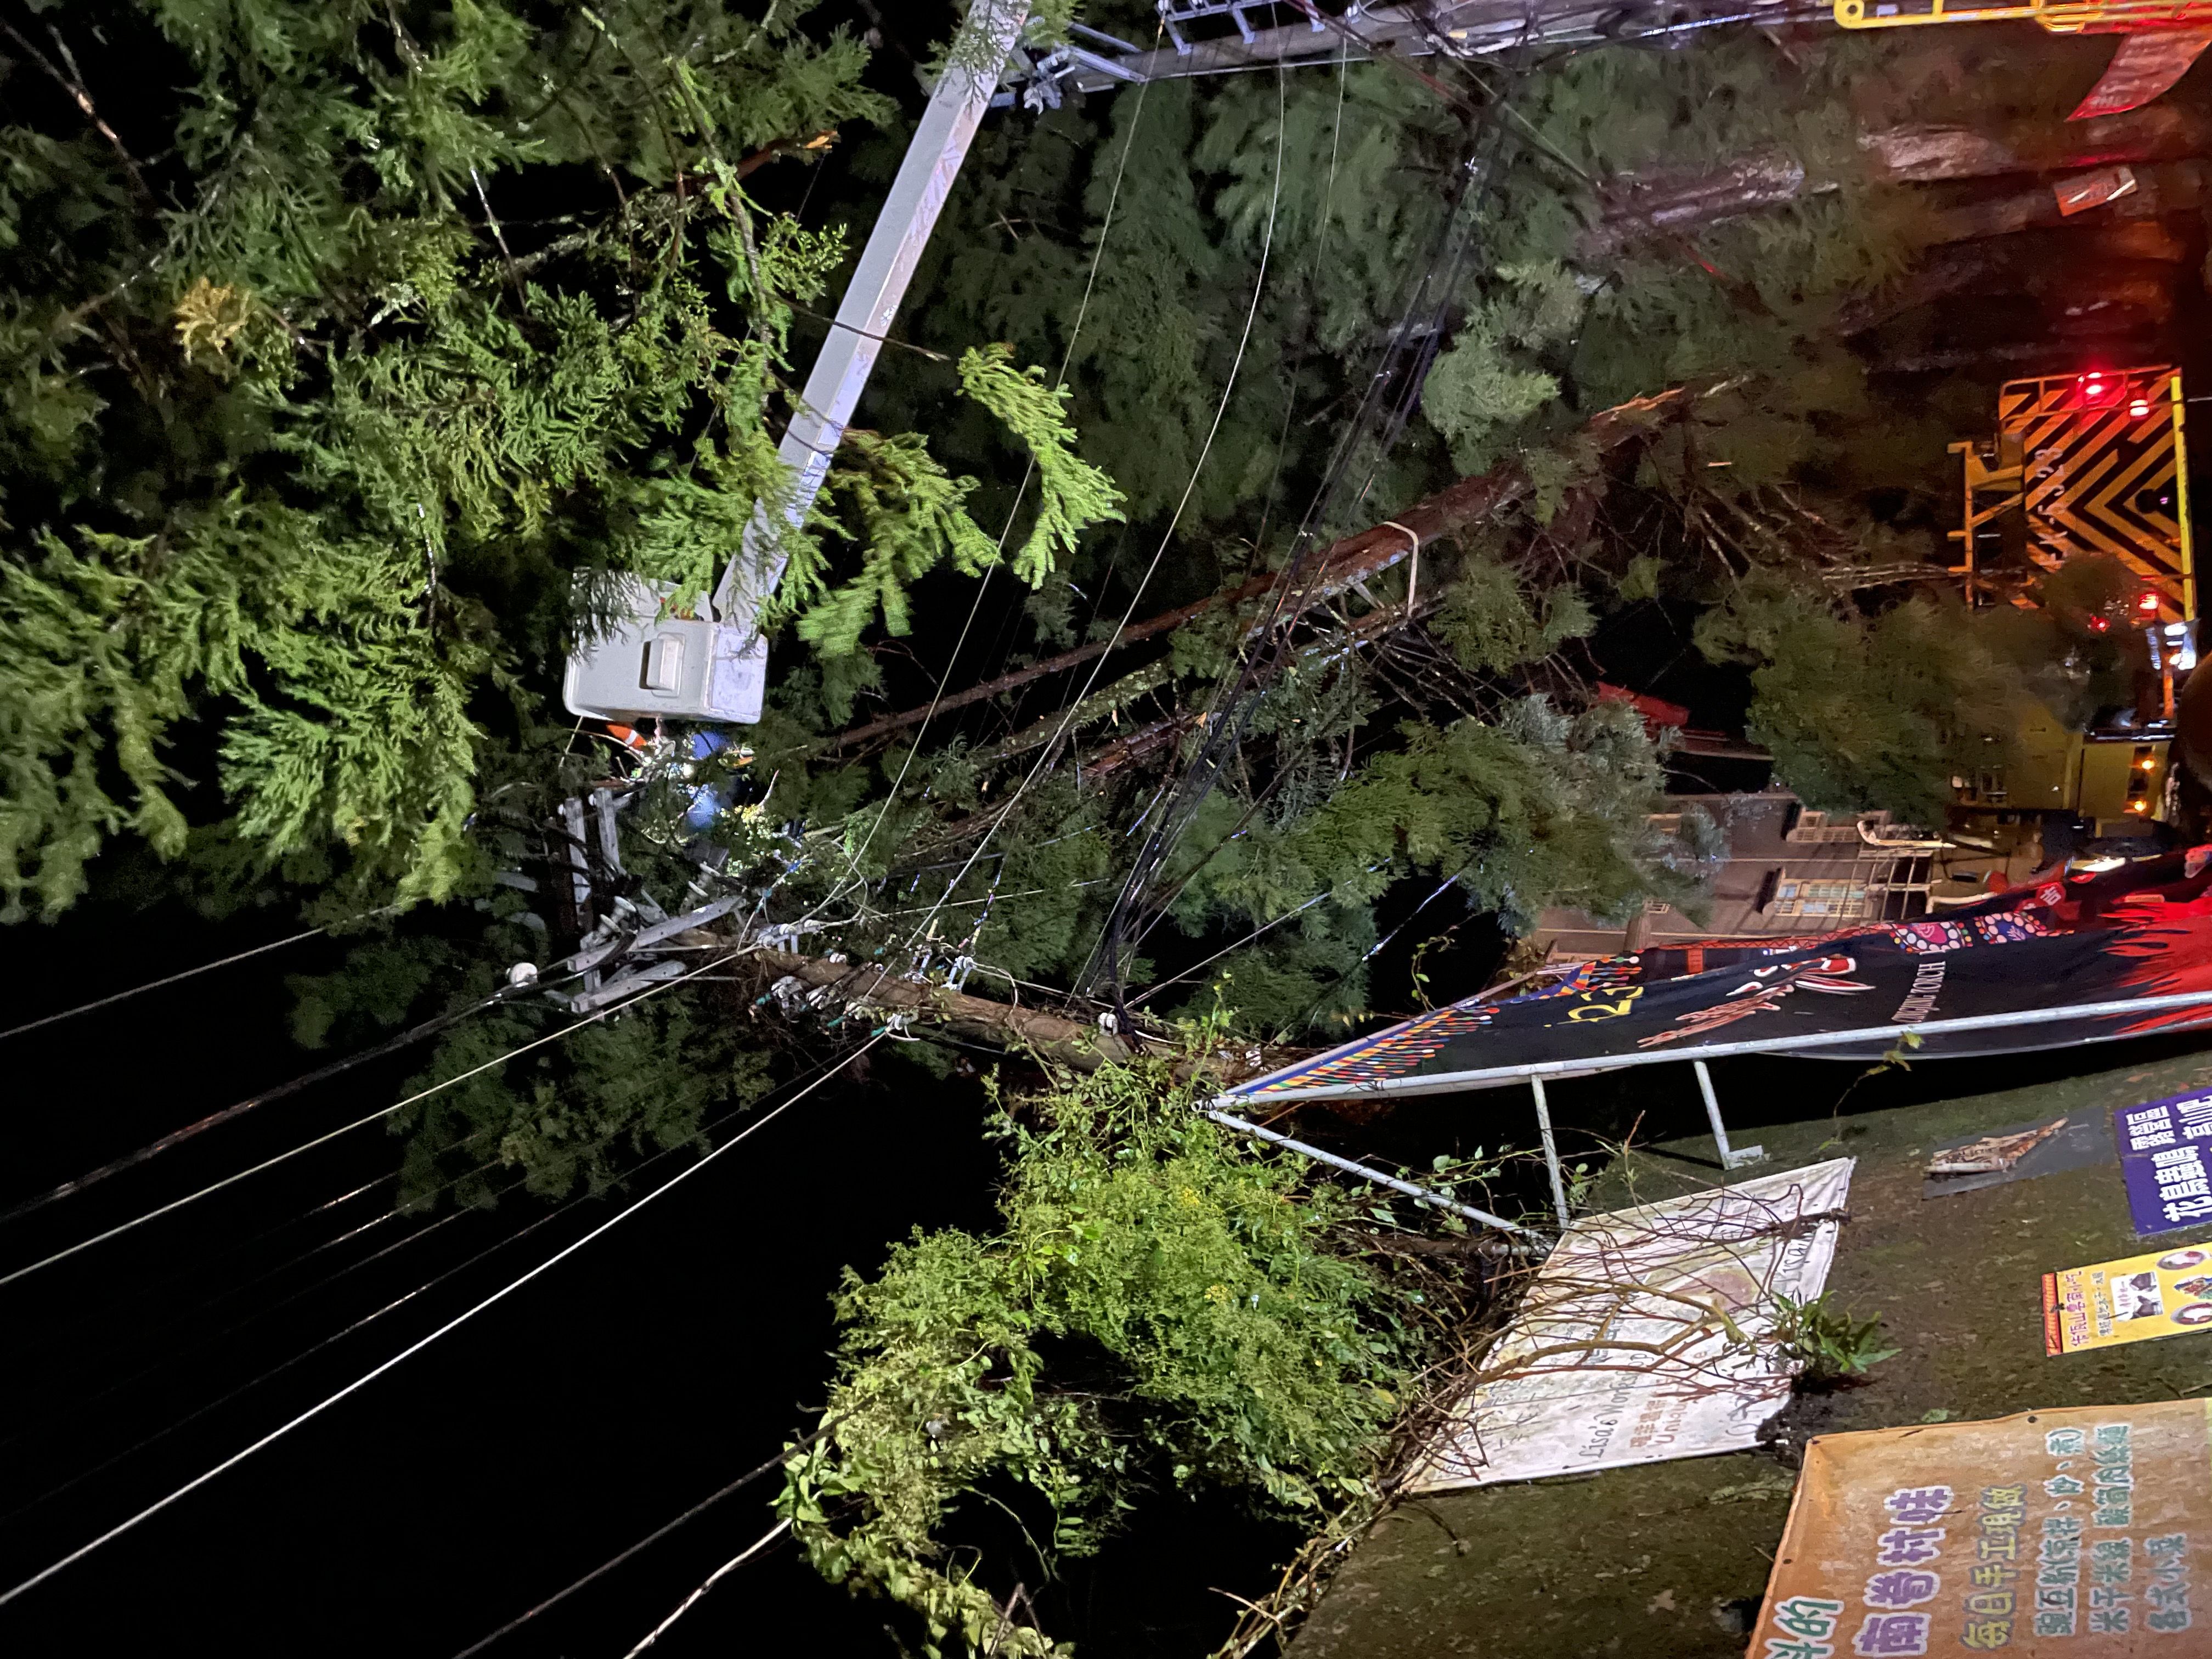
0, 907, 398, 1045
10, 1010, 765, 1451
445, 1420, 840, 1659
0, 1173, 532, 1527
0, 1166, 531, 1467
2, 1041, 864, 1532
0, 986, 513, 1224
0, 1031, 883, 1607
1086, 17, 1540, 1011
0, 958, 672, 1290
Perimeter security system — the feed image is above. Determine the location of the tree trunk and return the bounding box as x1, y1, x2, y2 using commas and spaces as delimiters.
744, 946, 1295, 1084
749, 946, 1137, 1070
828, 384, 1705, 753
1584, 110, 2212, 257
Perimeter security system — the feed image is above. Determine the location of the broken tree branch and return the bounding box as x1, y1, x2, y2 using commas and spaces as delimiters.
830, 384, 1708, 753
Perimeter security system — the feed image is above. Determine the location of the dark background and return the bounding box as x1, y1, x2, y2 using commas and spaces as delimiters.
12, 3, 2212, 1654
14, 866, 2212, 1655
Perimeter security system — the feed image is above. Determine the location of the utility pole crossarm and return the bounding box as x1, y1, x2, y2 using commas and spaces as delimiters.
1000, 1, 1818, 107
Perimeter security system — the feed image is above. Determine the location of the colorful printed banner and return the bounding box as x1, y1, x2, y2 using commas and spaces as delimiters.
2044, 1246, 2212, 1356
2113, 1091, 2212, 1237
1402, 1159, 1852, 1493
2069, 29, 2212, 123
1756, 1401, 2210, 1656
1233, 849, 2212, 1102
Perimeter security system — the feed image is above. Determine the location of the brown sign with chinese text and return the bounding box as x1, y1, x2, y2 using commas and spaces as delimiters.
1754, 1402, 2212, 1655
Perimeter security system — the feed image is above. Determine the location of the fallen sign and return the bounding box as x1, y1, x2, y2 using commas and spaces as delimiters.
1754, 1400, 2209, 1656
1401, 1159, 1853, 1493
2113, 1090, 2212, 1237
2042, 1244, 2212, 1356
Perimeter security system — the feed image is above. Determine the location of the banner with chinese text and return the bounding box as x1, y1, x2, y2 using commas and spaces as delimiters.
1755, 1401, 2210, 1656
1402, 1159, 1852, 1493
2043, 1247, 2212, 1356
2111, 1092, 2212, 1237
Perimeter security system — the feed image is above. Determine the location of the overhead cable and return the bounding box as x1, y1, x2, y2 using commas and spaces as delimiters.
0, 1030, 883, 1608
823, 22, 1163, 916
0, 955, 731, 1289
617, 1518, 794, 1659
2, 1167, 528, 1478
894, 51, 1291, 959
449, 1423, 837, 1659
0, 1175, 531, 1526
1087, 25, 1533, 1006
0, 987, 510, 1224
13, 1047, 861, 1525
0, 910, 393, 1046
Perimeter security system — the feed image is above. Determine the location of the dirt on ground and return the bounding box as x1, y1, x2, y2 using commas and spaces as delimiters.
1290, 1047, 2212, 1658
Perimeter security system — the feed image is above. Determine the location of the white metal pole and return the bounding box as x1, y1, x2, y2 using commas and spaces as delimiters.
713, 2, 1031, 631
1218, 986, 2212, 1106
1200, 1108, 1539, 1238
1694, 1058, 1763, 1171
1530, 1076, 1571, 1228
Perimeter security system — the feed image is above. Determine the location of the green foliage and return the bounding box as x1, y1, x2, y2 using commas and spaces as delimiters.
1696, 578, 2028, 826
783, 346, 1125, 659
1179, 697, 1695, 941
0, 0, 1115, 917
793, 432, 1006, 658
390, 981, 774, 1205
0, 508, 487, 920
955, 343, 1126, 585
1772, 1292, 1899, 1387
295, 898, 776, 1206
1431, 556, 1596, 676
780, 1056, 1417, 1656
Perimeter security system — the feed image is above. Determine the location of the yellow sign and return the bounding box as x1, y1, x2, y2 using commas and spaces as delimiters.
1757, 1401, 2211, 1655
2042, 1245, 2212, 1356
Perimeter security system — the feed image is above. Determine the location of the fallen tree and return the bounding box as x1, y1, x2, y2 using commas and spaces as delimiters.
828, 383, 1703, 755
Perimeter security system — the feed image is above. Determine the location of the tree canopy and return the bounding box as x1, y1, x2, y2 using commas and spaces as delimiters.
4, 4, 2190, 1650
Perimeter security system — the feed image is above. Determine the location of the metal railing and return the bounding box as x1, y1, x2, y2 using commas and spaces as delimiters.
1208, 986, 2212, 1234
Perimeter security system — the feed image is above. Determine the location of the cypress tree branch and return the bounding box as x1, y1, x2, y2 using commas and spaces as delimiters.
828, 383, 1705, 753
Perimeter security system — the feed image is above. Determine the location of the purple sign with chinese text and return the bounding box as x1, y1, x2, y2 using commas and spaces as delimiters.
2113, 1090, 2212, 1235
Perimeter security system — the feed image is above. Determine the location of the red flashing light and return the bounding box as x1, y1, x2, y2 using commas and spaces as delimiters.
2076, 370, 2122, 409
2131, 398, 2154, 419
2089, 615, 2112, 633
2138, 591, 2164, 614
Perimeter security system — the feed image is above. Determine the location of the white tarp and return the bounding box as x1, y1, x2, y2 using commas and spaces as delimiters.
1404, 1158, 1855, 1492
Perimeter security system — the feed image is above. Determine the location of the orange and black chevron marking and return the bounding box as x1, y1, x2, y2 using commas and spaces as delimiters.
1997, 366, 2195, 622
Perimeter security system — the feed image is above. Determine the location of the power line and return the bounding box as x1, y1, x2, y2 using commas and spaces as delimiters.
1087, 32, 1532, 1006
617, 1517, 793, 1659
0, 955, 730, 1289
0, 1175, 531, 1527
824, 25, 1162, 919
8, 1044, 864, 1525
0, 1030, 884, 1609
449, 1423, 836, 1659
0, 907, 396, 1045
895, 50, 1293, 960
0, 1166, 527, 1473
0, 986, 511, 1224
